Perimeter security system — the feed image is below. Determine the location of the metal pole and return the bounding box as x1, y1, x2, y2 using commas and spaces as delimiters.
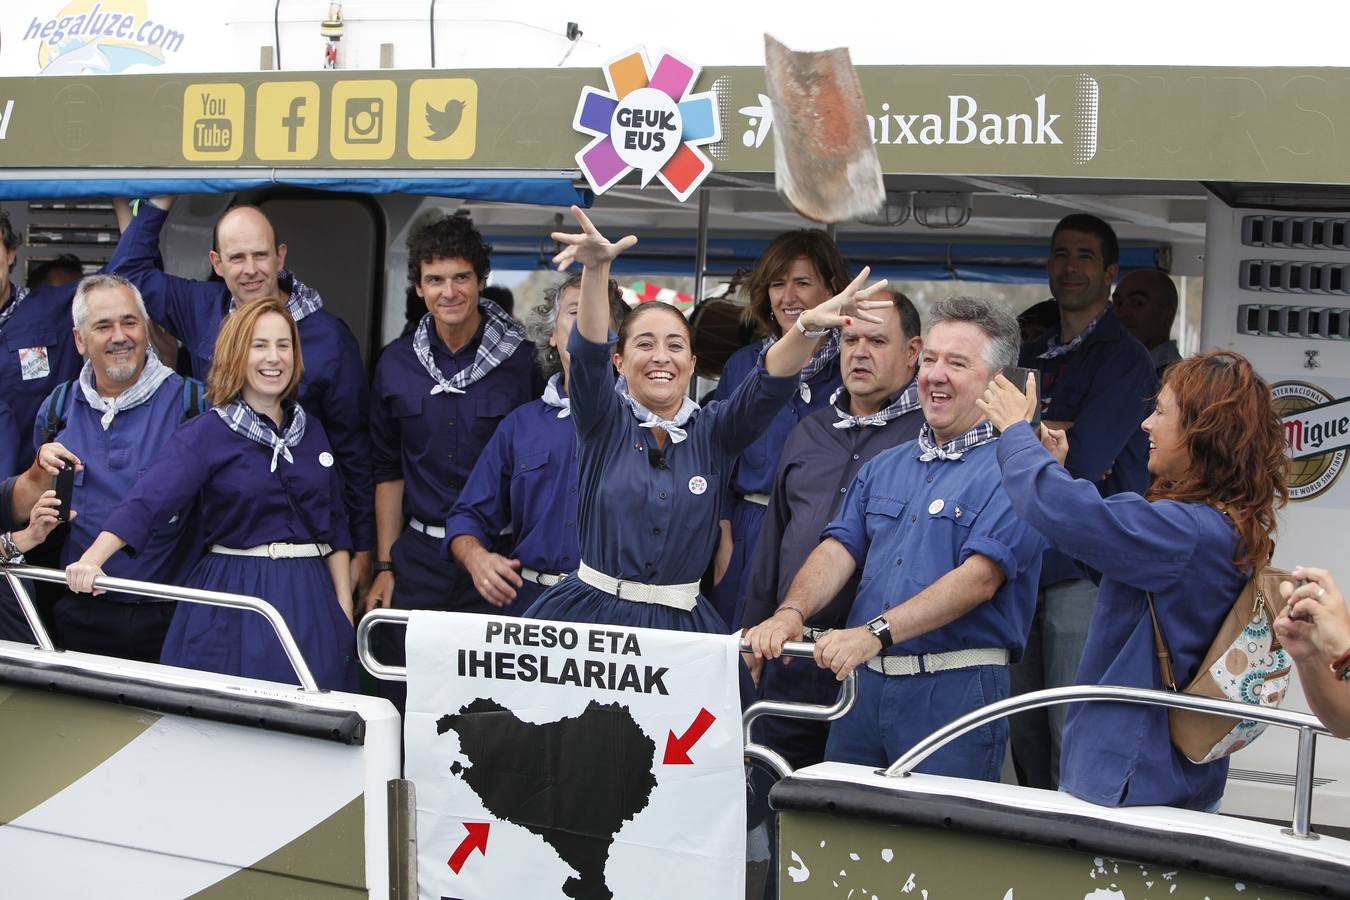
693, 188, 711, 307
3, 570, 54, 651
4, 564, 320, 692
1288, 725, 1319, 840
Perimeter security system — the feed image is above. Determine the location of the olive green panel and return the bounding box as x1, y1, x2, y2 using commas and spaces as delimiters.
188, 795, 366, 900
778, 810, 1317, 900
0, 684, 158, 824
1, 66, 1349, 183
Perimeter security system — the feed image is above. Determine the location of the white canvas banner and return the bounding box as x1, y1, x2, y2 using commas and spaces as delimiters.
404, 610, 746, 900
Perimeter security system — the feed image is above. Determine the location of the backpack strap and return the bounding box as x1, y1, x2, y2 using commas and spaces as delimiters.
181, 377, 207, 421
40, 379, 77, 445
1144, 592, 1178, 692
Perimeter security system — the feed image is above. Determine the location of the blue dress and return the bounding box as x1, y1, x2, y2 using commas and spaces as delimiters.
524, 330, 799, 633
997, 422, 1243, 809
707, 340, 840, 625
104, 410, 357, 691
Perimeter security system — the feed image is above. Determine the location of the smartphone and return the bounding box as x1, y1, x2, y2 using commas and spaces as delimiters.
999, 365, 1042, 427
53, 463, 75, 524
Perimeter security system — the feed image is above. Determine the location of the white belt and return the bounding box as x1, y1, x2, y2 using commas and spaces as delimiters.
409, 517, 446, 540
866, 647, 1008, 676
577, 561, 699, 611
740, 492, 771, 507
210, 542, 332, 560
521, 567, 568, 587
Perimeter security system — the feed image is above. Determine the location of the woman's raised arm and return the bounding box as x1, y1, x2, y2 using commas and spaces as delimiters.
551, 206, 636, 344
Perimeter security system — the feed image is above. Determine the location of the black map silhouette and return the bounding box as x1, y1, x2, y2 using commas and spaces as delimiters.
437, 698, 658, 900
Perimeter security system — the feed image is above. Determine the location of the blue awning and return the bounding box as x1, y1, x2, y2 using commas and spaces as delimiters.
0, 176, 593, 208
487, 235, 1168, 285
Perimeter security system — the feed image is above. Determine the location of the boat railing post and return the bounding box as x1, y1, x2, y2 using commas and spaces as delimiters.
739, 640, 858, 780
3, 568, 55, 651
1, 562, 320, 692
356, 608, 412, 681
1286, 725, 1319, 840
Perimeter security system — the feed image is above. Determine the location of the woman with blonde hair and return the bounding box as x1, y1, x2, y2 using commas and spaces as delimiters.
66, 299, 356, 690
980, 350, 1288, 809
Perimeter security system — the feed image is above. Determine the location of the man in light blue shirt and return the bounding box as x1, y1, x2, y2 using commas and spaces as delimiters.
745, 295, 1044, 779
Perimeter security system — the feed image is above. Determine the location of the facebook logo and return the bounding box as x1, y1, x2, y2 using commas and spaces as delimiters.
282, 96, 306, 153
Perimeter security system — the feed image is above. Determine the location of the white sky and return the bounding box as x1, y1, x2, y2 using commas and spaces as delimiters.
539, 0, 1350, 67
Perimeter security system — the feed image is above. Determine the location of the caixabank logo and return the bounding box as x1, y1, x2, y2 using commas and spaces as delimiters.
737, 72, 1100, 166
1274, 380, 1349, 502
573, 49, 721, 203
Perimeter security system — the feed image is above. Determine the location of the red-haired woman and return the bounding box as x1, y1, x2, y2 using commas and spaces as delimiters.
66, 300, 356, 691
979, 351, 1287, 810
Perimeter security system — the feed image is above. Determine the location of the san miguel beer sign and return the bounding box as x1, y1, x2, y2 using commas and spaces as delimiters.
1275, 381, 1350, 501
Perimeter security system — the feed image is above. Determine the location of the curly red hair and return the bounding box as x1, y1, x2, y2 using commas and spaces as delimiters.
1146, 351, 1288, 571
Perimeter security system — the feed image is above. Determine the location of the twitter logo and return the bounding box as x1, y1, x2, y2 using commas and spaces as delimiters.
408, 78, 478, 160
426, 99, 467, 141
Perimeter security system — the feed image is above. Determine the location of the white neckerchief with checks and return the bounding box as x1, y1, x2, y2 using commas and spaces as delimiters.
413, 300, 524, 396
214, 398, 307, 472
76, 348, 174, 431
0, 284, 31, 332
614, 376, 699, 444
1037, 306, 1107, 360
916, 421, 998, 461
831, 376, 921, 430
226, 270, 323, 322
761, 331, 839, 404
541, 372, 570, 418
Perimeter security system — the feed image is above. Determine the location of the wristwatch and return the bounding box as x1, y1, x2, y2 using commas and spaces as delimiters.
865, 614, 893, 650
373, 560, 395, 575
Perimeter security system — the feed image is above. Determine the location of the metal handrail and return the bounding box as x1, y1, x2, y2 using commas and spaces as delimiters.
2, 562, 321, 692
356, 611, 858, 780
356, 608, 409, 681
883, 685, 1333, 839
742, 641, 858, 780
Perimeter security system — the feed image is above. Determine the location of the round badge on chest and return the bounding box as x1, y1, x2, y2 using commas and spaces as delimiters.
319, 451, 335, 468
928, 498, 945, 515
688, 475, 708, 495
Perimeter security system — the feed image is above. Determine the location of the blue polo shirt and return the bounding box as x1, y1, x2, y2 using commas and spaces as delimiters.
33, 374, 202, 603
107, 203, 375, 551
822, 438, 1044, 659
370, 323, 540, 525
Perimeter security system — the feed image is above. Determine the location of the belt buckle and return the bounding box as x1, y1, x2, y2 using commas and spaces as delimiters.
267, 542, 281, 560
613, 577, 627, 599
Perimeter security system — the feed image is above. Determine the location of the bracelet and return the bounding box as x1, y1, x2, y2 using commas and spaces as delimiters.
0, 531, 24, 565
794, 316, 830, 339
776, 605, 806, 623
373, 560, 395, 575
1331, 647, 1350, 681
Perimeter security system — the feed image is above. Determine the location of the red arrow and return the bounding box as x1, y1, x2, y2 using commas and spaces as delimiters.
663, 707, 717, 764
447, 822, 490, 874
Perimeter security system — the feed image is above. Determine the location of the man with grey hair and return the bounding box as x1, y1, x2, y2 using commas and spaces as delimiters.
11, 274, 205, 661
746, 295, 1044, 779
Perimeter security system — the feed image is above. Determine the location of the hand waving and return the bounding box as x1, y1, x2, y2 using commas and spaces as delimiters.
551, 205, 637, 271
795, 267, 892, 333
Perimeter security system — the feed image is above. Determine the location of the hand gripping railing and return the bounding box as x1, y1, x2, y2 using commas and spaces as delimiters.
1, 562, 321, 692
742, 641, 858, 780
356, 611, 859, 780
883, 685, 1334, 839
